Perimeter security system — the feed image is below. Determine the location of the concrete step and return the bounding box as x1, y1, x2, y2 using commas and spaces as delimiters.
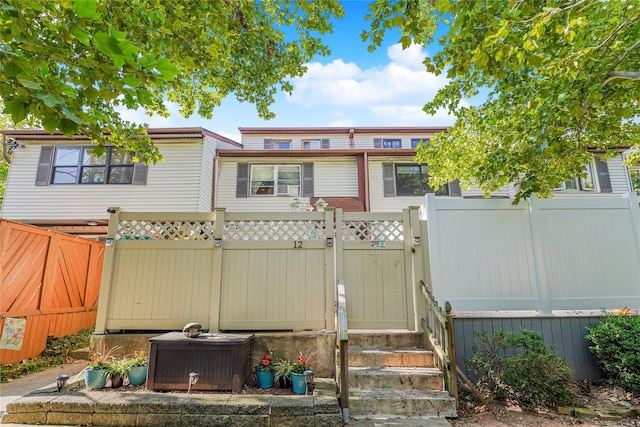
345, 347, 435, 368
348, 388, 457, 418
348, 415, 453, 426
348, 331, 428, 348
348, 367, 444, 391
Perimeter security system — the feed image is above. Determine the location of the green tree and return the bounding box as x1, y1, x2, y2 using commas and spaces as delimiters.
364, 0, 640, 202
1, 0, 343, 164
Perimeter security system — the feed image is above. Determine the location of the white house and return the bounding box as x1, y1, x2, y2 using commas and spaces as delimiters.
0, 128, 240, 237
215, 126, 633, 212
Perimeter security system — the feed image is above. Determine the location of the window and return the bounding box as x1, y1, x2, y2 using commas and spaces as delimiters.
629, 169, 640, 195
394, 164, 448, 196
250, 164, 301, 196
50, 146, 135, 185
557, 162, 596, 191
303, 140, 320, 149
273, 140, 291, 150
411, 138, 430, 149
382, 139, 402, 149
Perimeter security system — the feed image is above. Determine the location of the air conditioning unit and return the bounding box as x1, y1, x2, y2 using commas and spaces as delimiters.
288, 185, 300, 196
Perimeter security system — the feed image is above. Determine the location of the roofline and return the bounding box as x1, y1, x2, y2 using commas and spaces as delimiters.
0, 127, 242, 146
238, 126, 451, 135
218, 148, 418, 158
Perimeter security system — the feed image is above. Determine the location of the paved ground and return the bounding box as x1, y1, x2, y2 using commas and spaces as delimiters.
0, 361, 87, 426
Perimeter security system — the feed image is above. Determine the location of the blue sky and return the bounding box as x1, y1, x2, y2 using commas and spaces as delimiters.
119, 1, 461, 142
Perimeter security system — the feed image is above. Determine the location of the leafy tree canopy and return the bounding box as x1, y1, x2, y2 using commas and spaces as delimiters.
364, 0, 640, 201
0, 0, 343, 164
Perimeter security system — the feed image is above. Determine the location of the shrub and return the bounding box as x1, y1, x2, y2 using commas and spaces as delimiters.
586, 311, 640, 393
467, 329, 572, 408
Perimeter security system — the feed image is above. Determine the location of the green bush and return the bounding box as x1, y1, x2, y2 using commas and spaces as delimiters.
586, 312, 640, 393
0, 328, 93, 383
466, 329, 572, 408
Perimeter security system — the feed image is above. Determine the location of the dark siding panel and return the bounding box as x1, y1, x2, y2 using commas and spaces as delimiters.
373, 138, 382, 149
453, 316, 604, 381
321, 138, 330, 149
236, 163, 249, 198
35, 146, 54, 186
263, 139, 273, 149
302, 163, 314, 197
382, 163, 395, 197
132, 163, 148, 185
448, 179, 462, 197
595, 157, 612, 192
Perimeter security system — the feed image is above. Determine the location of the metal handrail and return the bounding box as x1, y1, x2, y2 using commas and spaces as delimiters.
419, 280, 458, 405
336, 279, 349, 423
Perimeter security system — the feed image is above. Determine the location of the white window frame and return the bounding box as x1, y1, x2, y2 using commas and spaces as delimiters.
303, 140, 320, 149
382, 139, 402, 149
273, 140, 291, 150
555, 161, 597, 192
50, 146, 135, 185
250, 164, 301, 196
411, 138, 430, 149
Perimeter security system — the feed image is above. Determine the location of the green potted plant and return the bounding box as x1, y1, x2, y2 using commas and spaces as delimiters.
273, 358, 293, 389
127, 350, 148, 386
105, 357, 130, 388
253, 351, 275, 389
84, 344, 120, 390
290, 350, 313, 395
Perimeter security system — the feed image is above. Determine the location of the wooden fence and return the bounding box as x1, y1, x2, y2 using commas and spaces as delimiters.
0, 219, 104, 364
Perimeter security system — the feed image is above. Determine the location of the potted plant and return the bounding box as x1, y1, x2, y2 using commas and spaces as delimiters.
85, 344, 120, 390
126, 350, 148, 386
273, 358, 293, 389
253, 351, 275, 389
105, 357, 130, 388
290, 350, 313, 394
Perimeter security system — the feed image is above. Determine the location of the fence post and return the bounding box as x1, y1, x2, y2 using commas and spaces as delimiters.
324, 207, 336, 331
208, 208, 225, 333
402, 208, 416, 331
409, 206, 427, 331
445, 301, 458, 406
94, 207, 121, 334
526, 196, 551, 315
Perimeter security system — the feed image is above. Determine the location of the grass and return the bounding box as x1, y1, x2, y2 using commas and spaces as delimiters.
0, 328, 93, 383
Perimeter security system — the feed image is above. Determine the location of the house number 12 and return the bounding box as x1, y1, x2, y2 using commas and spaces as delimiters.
293, 241, 303, 248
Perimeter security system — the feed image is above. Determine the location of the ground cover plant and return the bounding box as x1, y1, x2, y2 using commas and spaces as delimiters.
0, 328, 92, 383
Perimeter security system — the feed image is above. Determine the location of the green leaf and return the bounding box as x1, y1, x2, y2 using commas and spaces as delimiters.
94, 31, 123, 57
61, 106, 86, 125
155, 58, 179, 79
42, 112, 60, 133
73, 0, 100, 19
36, 92, 65, 107
39, 62, 49, 76
123, 75, 142, 88
17, 79, 42, 90
73, 28, 91, 46
4, 98, 29, 123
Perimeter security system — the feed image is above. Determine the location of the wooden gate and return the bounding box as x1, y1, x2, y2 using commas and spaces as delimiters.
335, 209, 418, 330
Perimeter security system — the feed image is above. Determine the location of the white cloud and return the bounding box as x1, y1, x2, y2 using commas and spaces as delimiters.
115, 102, 183, 128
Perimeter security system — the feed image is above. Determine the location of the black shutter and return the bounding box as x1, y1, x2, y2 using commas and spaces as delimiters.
236, 163, 249, 197
374, 138, 382, 149
263, 139, 273, 149
321, 138, 330, 149
35, 146, 54, 186
302, 163, 314, 197
595, 157, 612, 193
382, 163, 395, 197
132, 162, 148, 185
448, 179, 462, 197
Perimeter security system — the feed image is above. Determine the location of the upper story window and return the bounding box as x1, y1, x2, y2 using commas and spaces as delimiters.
303, 140, 320, 149
273, 140, 291, 150
394, 164, 449, 196
250, 164, 301, 196
411, 138, 430, 149
556, 162, 596, 191
383, 139, 402, 149
46, 146, 139, 185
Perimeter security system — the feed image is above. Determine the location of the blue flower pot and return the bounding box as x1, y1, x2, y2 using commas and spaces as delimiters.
84, 369, 108, 390
291, 372, 307, 394
127, 366, 148, 386
256, 369, 274, 389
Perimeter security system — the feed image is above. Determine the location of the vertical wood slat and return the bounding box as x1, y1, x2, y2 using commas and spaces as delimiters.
0, 219, 103, 363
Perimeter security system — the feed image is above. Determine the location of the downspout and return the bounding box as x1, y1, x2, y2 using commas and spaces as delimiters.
363, 152, 370, 212
349, 128, 354, 149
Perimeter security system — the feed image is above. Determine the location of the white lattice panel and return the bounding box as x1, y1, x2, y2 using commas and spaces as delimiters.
116, 220, 215, 241
224, 220, 327, 241
342, 220, 404, 241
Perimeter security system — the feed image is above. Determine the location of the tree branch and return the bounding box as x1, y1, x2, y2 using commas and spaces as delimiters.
603, 70, 640, 86
610, 39, 640, 71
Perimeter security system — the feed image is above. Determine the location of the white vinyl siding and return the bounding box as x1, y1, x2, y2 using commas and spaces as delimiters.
216, 158, 357, 211
369, 161, 429, 212
1, 141, 209, 221
608, 153, 633, 193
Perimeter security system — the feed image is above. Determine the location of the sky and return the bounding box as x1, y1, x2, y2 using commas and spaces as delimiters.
118, 1, 462, 143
